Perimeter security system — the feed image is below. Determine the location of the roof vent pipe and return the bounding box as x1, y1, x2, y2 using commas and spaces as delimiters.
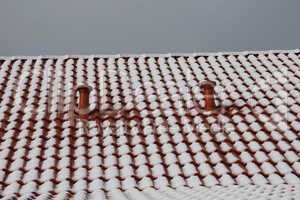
75, 85, 93, 120
201, 80, 217, 112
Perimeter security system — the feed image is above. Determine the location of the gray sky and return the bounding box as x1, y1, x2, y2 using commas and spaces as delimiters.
0, 0, 299, 56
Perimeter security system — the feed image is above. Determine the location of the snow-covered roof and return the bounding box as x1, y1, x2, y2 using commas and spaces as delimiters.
0, 50, 299, 199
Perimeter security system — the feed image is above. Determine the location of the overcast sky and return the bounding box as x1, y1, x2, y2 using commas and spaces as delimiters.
0, 0, 300, 56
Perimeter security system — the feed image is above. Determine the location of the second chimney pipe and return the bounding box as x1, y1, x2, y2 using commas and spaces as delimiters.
201, 80, 216, 112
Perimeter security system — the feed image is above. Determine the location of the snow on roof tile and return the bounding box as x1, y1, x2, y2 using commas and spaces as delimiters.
0, 50, 299, 199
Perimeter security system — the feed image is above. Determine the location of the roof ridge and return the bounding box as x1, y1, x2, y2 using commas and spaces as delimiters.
0, 49, 299, 60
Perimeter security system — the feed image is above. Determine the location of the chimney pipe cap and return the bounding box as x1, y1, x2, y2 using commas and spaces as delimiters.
201, 80, 216, 88
76, 84, 93, 92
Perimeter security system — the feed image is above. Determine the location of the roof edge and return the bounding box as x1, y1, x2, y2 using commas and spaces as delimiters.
0, 49, 299, 60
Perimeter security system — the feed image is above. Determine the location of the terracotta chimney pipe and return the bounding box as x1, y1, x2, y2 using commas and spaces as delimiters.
201, 80, 216, 112
76, 85, 92, 119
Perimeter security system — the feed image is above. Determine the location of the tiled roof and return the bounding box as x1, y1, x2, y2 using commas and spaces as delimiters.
2, 185, 300, 200
0, 50, 299, 199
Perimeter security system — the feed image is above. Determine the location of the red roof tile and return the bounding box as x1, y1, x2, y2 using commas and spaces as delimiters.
0, 50, 299, 199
